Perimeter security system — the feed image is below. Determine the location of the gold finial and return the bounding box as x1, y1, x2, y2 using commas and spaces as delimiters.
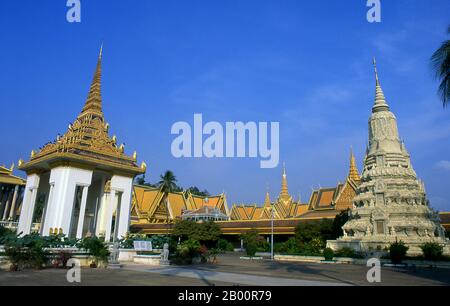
119, 144, 125, 153
9, 163, 14, 172
18, 159, 23, 167
140, 161, 147, 171
31, 150, 36, 158
112, 135, 117, 144
133, 151, 137, 160
104, 122, 109, 132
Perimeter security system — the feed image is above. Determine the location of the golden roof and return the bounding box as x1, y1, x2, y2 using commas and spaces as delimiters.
0, 164, 26, 186
131, 185, 228, 223
18, 46, 145, 176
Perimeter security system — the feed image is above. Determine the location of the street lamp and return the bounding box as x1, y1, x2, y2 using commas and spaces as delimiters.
271, 202, 274, 260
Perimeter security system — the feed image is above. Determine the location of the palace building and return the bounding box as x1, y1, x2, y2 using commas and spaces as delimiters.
131, 185, 229, 224
131, 152, 362, 236
16, 47, 146, 241
0, 164, 25, 225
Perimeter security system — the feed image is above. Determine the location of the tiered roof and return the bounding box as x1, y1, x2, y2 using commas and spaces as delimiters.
18, 46, 145, 176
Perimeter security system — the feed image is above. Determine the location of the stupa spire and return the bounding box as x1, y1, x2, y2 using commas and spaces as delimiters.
372, 58, 390, 113
80, 44, 104, 118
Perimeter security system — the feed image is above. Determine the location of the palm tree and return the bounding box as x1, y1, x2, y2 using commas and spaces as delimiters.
158, 170, 179, 193
431, 25, 450, 108
158, 171, 179, 236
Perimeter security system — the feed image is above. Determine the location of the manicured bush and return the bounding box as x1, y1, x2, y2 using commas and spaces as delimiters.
389, 241, 409, 264
323, 248, 334, 261
420, 242, 444, 261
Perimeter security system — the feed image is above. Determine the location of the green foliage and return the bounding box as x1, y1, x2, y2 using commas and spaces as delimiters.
119, 233, 169, 249
334, 247, 364, 259
430, 25, 450, 107
174, 239, 202, 265
274, 237, 299, 254
241, 230, 261, 257
158, 170, 181, 193
0, 225, 16, 244
323, 248, 334, 261
186, 186, 210, 197
331, 209, 351, 239
217, 239, 234, 252
420, 242, 444, 261
77, 236, 110, 265
389, 240, 409, 264
172, 220, 222, 246
295, 219, 334, 245
4, 233, 49, 270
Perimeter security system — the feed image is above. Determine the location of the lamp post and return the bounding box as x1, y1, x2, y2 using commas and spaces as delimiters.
271, 202, 274, 260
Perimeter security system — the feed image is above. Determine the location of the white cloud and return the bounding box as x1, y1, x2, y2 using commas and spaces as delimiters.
435, 160, 450, 171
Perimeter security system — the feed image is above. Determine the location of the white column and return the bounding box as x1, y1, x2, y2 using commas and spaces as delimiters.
2, 189, 13, 220
76, 186, 89, 239
104, 189, 116, 242
17, 174, 40, 236
111, 175, 133, 240
8, 185, 20, 220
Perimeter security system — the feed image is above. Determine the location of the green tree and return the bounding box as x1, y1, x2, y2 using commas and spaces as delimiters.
295, 219, 334, 244
331, 209, 351, 239
431, 25, 450, 107
158, 170, 181, 193
187, 186, 210, 197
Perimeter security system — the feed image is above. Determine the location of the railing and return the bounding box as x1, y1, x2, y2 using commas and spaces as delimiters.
0, 221, 41, 233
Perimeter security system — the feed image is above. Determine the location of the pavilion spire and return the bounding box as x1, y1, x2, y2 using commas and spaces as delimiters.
372, 57, 390, 113
80, 44, 104, 118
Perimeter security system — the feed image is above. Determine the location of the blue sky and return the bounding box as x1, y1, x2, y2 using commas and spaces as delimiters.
1, 0, 449, 210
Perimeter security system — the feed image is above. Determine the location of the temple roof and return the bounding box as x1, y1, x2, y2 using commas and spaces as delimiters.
0, 164, 26, 186
18, 47, 145, 176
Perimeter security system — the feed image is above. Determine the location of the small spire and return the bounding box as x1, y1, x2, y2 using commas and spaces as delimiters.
372, 57, 390, 113
348, 148, 361, 182
280, 162, 290, 201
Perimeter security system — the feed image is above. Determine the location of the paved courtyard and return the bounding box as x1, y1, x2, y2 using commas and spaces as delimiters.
1, 253, 450, 286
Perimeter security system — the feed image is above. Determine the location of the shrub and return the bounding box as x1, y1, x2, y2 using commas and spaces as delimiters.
4, 233, 49, 270
217, 239, 234, 252
389, 241, 409, 264
323, 248, 334, 261
274, 237, 300, 254
174, 239, 201, 265
246, 242, 258, 257
172, 220, 222, 247
335, 247, 362, 258
241, 230, 261, 257
77, 236, 110, 266
420, 242, 444, 261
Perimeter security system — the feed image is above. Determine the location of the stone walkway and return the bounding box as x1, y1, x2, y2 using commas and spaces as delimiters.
123, 264, 349, 286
